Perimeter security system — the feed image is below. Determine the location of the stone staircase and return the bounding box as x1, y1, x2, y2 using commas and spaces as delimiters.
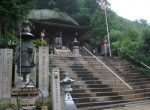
49, 55, 150, 110
54, 48, 72, 56
101, 57, 150, 89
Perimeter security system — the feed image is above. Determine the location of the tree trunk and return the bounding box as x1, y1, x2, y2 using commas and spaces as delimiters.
0, 15, 4, 38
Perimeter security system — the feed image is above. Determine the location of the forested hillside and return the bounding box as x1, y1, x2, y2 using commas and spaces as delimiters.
0, 0, 150, 65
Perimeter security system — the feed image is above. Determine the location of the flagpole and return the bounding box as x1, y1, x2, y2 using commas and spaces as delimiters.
104, 2, 112, 57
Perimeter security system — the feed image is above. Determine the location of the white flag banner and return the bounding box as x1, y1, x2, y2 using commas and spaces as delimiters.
99, 0, 106, 10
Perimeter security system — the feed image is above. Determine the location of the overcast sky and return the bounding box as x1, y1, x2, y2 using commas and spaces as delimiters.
108, 0, 150, 22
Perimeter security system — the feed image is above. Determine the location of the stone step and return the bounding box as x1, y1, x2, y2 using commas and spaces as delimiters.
87, 84, 110, 88
76, 95, 150, 109
72, 89, 86, 93
126, 77, 150, 82
72, 88, 112, 93
74, 71, 93, 74
71, 93, 91, 98
70, 66, 106, 69
77, 74, 93, 77
118, 74, 147, 78
76, 99, 126, 108
72, 92, 150, 104
129, 80, 150, 85
96, 92, 119, 96
73, 95, 123, 104
73, 97, 91, 103
77, 98, 150, 110
84, 80, 102, 84
72, 68, 89, 71
81, 77, 99, 80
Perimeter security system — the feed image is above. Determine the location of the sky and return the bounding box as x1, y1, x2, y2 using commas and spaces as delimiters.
108, 0, 150, 22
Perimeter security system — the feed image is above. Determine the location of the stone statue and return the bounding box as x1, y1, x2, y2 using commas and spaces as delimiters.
16, 20, 35, 84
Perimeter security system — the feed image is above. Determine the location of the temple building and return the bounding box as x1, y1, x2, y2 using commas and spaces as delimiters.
27, 9, 90, 51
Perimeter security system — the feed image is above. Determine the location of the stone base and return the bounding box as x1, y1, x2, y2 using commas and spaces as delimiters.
41, 106, 48, 110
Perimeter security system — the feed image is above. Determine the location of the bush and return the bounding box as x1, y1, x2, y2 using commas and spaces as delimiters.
0, 33, 18, 48
0, 101, 17, 109
32, 38, 48, 46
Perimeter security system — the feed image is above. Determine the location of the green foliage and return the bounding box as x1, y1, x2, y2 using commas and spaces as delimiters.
110, 29, 123, 42
73, 11, 91, 25
0, 101, 17, 109
0, 0, 34, 36
0, 33, 18, 48
83, 0, 99, 14
124, 28, 140, 41
32, 38, 48, 46
91, 9, 106, 42
111, 28, 141, 55
35, 0, 79, 15
56, 0, 79, 15
0, 0, 34, 20
35, 98, 48, 109
140, 29, 150, 56
35, 98, 43, 109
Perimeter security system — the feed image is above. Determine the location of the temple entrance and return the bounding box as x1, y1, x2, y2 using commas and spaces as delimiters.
54, 35, 62, 49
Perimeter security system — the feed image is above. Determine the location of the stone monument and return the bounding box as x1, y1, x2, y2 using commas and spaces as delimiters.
38, 46, 49, 97
51, 67, 61, 110
0, 49, 13, 99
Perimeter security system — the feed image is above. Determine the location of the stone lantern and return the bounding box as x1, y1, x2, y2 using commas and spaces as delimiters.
73, 37, 80, 56
60, 73, 77, 110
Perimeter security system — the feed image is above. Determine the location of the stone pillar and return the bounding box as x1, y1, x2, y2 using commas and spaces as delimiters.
73, 38, 80, 56
39, 46, 49, 97
0, 49, 13, 99
0, 49, 3, 98
51, 67, 61, 110
30, 47, 37, 85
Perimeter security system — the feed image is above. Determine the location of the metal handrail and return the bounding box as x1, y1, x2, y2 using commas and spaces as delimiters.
119, 49, 150, 70
82, 46, 132, 90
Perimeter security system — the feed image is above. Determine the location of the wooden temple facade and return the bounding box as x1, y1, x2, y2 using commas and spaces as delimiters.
32, 20, 89, 50
28, 9, 90, 51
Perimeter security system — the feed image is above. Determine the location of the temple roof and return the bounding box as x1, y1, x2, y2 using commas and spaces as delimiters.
27, 9, 79, 25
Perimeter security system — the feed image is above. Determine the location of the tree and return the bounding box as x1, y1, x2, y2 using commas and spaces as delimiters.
0, 0, 34, 37
124, 28, 140, 41
110, 29, 123, 42
83, 0, 99, 14
91, 9, 106, 42
35, 0, 56, 9
54, 0, 79, 15
139, 19, 148, 26
140, 29, 150, 56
